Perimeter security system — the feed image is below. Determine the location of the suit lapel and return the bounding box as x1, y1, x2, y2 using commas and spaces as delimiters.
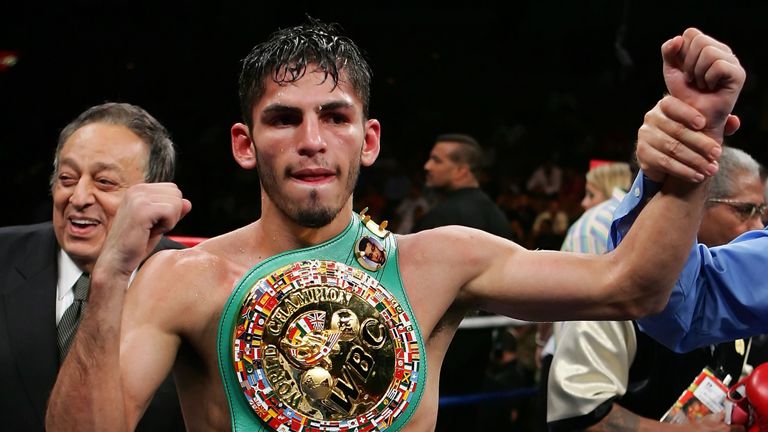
0, 232, 184, 424
3, 227, 60, 421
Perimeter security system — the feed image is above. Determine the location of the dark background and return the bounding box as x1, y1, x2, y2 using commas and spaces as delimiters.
3, 1, 767, 237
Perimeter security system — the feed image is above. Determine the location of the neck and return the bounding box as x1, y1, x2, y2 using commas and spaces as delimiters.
449, 176, 479, 190
256, 197, 354, 254
72, 258, 95, 275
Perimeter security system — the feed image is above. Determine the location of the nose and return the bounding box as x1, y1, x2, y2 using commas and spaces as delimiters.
69, 178, 95, 209
581, 195, 590, 210
296, 115, 326, 156
424, 159, 432, 171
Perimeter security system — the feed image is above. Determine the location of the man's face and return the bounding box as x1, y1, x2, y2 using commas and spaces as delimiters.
248, 70, 378, 228
424, 142, 461, 189
699, 170, 765, 247
52, 123, 149, 271
364, 242, 384, 264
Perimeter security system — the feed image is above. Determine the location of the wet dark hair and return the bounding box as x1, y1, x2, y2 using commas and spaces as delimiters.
238, 18, 372, 129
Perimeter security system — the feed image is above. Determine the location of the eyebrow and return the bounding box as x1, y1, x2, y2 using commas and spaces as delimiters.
261, 100, 355, 117
261, 104, 300, 118
316, 100, 354, 113
58, 158, 122, 175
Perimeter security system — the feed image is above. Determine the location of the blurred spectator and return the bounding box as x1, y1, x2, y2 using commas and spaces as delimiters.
416, 133, 510, 431
532, 199, 569, 239
477, 329, 535, 431
580, 161, 633, 211
499, 190, 538, 239
526, 159, 562, 197
563, 162, 632, 252
415, 133, 511, 237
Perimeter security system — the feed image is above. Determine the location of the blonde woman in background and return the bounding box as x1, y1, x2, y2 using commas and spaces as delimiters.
581, 162, 633, 211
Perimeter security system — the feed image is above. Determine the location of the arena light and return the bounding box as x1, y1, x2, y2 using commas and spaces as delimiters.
0, 50, 19, 72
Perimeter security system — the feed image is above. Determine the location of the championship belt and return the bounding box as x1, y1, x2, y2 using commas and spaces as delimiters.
217, 212, 426, 431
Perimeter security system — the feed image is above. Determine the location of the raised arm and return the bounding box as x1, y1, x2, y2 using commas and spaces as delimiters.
639, 28, 744, 183
46, 183, 191, 431
460, 29, 744, 321
612, 34, 745, 253
663, 28, 743, 137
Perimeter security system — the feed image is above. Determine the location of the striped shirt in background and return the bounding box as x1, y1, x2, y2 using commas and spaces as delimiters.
561, 187, 627, 254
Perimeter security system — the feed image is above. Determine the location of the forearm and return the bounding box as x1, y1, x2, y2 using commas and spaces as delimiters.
588, 403, 700, 432
606, 176, 709, 316
46, 269, 132, 432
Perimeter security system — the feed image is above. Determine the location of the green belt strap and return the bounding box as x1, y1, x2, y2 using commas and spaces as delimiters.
216, 213, 426, 431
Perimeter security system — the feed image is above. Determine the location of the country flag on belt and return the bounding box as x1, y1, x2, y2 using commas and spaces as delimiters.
256, 368, 269, 390
375, 407, 395, 428
257, 279, 277, 296
304, 312, 326, 331
290, 417, 306, 430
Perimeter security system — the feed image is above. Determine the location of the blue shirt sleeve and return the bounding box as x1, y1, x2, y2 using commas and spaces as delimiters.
637, 229, 768, 352
608, 172, 661, 251
609, 172, 768, 352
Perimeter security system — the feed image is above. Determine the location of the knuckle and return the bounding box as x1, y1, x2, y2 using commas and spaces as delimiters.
658, 155, 674, 171
643, 110, 653, 123
668, 120, 686, 138
635, 146, 647, 162
701, 45, 718, 59
637, 124, 651, 139
658, 96, 672, 110
667, 140, 682, 156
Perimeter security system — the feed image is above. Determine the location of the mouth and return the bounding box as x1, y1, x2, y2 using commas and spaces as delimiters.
289, 168, 337, 185
67, 217, 101, 235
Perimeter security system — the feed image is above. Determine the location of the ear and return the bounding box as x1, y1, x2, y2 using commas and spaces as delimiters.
231, 123, 256, 169
360, 119, 381, 167
454, 162, 471, 180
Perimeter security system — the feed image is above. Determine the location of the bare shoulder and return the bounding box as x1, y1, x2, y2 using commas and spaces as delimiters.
139, 227, 256, 288
128, 234, 252, 329
137, 245, 228, 290
398, 225, 523, 269
396, 226, 526, 317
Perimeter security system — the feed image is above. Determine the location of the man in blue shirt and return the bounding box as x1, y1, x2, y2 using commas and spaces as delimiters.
612, 111, 768, 353
609, 33, 767, 352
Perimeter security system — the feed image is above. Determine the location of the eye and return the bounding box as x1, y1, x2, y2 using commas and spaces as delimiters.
268, 112, 301, 127
325, 113, 349, 125
731, 204, 757, 219
57, 173, 77, 187
96, 177, 119, 189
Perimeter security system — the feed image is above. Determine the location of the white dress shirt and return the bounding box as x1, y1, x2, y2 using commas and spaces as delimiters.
55, 250, 82, 325
55, 250, 138, 324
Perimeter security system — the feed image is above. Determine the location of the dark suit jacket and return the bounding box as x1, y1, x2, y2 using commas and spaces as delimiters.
0, 222, 186, 431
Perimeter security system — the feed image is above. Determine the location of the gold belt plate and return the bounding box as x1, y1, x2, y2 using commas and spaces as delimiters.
232, 260, 420, 431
